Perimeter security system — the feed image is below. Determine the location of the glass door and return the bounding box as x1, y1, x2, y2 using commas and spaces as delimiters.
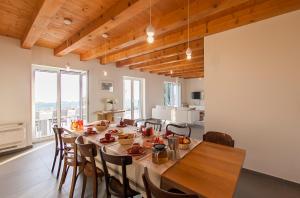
32, 66, 88, 140
123, 77, 144, 119
60, 72, 81, 128
34, 70, 58, 138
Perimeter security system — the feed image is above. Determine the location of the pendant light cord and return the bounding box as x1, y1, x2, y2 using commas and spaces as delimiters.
187, 0, 190, 48
150, 0, 152, 25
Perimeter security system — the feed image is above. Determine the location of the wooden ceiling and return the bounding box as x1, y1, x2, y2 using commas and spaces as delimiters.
1, 0, 300, 78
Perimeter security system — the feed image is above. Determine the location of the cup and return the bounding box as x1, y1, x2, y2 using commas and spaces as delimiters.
87, 127, 93, 133
105, 133, 111, 140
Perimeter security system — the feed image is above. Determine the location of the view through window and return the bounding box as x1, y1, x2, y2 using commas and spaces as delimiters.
123, 77, 144, 119
33, 66, 88, 139
164, 82, 181, 107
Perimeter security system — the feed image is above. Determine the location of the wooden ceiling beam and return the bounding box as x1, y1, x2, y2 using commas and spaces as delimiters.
82, 0, 254, 61
149, 64, 203, 74
137, 57, 203, 71
54, 0, 159, 56
21, 0, 66, 49
128, 49, 203, 70
168, 72, 204, 78
145, 62, 203, 72
158, 68, 204, 75
99, 0, 300, 64
116, 39, 203, 67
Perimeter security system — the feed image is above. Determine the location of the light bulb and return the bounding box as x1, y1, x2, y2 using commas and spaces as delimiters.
146, 24, 155, 37
186, 47, 192, 60
147, 36, 154, 44
170, 70, 173, 74
103, 71, 107, 76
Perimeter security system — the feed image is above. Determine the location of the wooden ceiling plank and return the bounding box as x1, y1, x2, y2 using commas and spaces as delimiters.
116, 39, 203, 67
98, 0, 300, 64
54, 0, 159, 56
82, 0, 253, 61
21, 0, 66, 49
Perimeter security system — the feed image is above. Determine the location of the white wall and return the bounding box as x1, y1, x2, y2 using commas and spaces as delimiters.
205, 11, 300, 183
184, 78, 205, 105
0, 35, 183, 145
0, 37, 32, 145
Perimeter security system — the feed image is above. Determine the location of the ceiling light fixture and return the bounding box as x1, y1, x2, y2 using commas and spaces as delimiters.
186, 0, 192, 60
170, 70, 173, 75
146, 0, 155, 44
63, 18, 72, 25
65, 62, 71, 71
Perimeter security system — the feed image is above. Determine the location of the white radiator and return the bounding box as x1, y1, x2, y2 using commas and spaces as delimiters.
0, 123, 27, 153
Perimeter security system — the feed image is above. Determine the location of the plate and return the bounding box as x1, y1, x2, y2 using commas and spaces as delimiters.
100, 137, 116, 143
117, 124, 127, 128
108, 129, 123, 135
127, 147, 146, 156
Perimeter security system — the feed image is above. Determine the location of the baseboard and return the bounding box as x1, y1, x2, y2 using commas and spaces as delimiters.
242, 168, 300, 186
0, 145, 33, 157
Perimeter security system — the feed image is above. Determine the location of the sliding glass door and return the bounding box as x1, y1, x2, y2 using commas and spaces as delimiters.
33, 67, 88, 140
123, 77, 144, 120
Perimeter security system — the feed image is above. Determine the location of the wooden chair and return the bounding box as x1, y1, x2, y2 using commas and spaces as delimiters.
51, 125, 64, 179
100, 146, 140, 198
166, 123, 192, 137
59, 136, 83, 198
142, 167, 198, 198
123, 119, 135, 126
144, 121, 162, 132
75, 136, 104, 198
203, 131, 235, 147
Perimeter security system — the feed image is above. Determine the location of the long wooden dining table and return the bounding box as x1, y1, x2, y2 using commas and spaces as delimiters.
64, 124, 246, 198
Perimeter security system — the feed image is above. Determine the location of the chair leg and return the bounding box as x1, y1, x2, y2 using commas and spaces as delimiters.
56, 150, 63, 179
81, 174, 87, 198
51, 149, 58, 173
69, 166, 78, 198
59, 161, 67, 191
93, 174, 98, 198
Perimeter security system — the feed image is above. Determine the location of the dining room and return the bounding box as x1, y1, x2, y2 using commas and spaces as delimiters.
0, 0, 300, 198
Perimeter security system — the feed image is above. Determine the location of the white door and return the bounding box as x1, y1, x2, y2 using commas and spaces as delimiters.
123, 77, 144, 119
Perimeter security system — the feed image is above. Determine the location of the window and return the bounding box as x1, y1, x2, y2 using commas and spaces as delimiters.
123, 77, 145, 119
32, 65, 88, 140
164, 82, 181, 107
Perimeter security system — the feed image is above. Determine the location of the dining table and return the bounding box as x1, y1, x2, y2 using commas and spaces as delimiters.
64, 124, 246, 198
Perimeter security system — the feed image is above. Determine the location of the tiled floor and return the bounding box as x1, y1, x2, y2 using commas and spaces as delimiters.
0, 128, 299, 198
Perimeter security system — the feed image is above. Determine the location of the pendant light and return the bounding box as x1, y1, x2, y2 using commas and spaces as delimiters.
146, 0, 155, 44
186, 0, 192, 60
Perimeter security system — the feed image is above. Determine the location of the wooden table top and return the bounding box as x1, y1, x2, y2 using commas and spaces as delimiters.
94, 109, 125, 115
161, 142, 246, 198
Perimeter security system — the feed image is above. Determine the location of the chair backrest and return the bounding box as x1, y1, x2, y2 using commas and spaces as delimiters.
75, 136, 97, 161
100, 146, 132, 197
75, 136, 98, 177
61, 136, 79, 166
203, 131, 234, 147
145, 121, 162, 132
53, 125, 64, 149
166, 124, 192, 137
142, 167, 198, 198
123, 119, 135, 126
